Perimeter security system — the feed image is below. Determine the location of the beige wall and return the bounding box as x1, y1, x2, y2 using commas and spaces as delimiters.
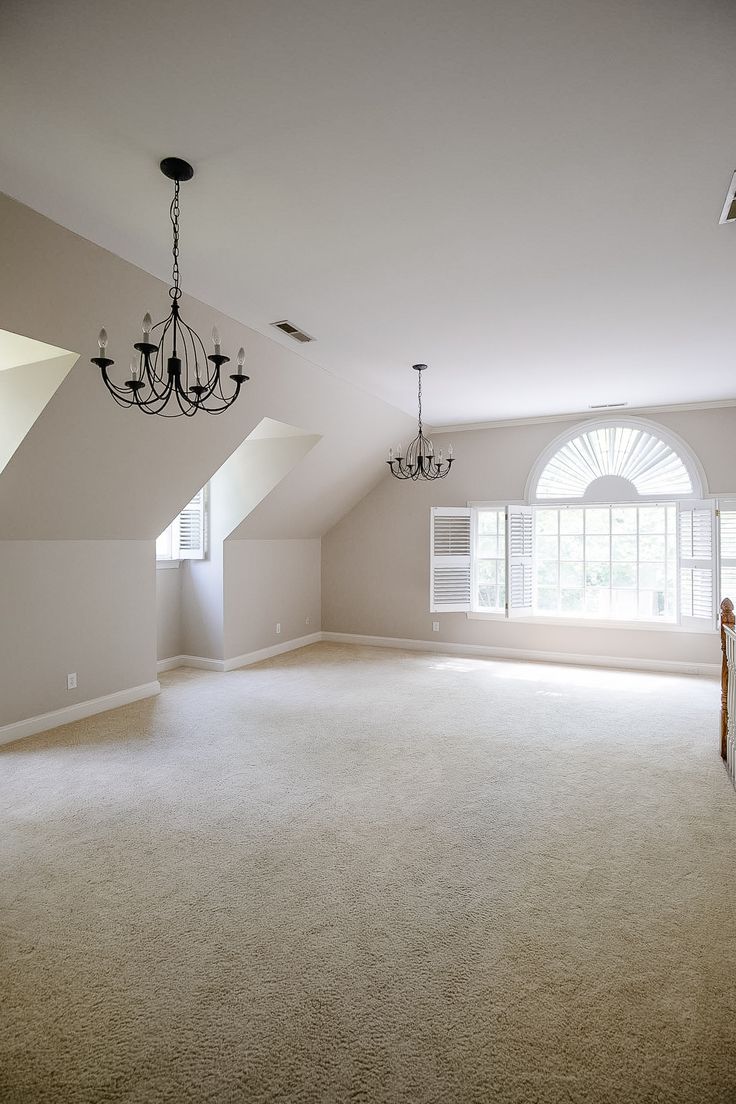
0, 541, 155, 727
224, 539, 321, 661
322, 409, 736, 668
156, 566, 183, 662
0, 193, 414, 725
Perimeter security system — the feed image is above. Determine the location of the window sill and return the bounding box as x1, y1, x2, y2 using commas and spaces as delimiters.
467, 612, 716, 634
156, 559, 181, 570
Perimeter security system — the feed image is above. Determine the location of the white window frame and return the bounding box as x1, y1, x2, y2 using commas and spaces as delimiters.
156, 486, 208, 566
456, 418, 720, 633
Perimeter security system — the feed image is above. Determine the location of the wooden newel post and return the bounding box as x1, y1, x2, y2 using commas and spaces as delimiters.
720, 598, 734, 759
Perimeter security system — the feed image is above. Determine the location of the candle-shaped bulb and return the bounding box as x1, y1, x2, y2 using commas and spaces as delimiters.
448, 444, 454, 459
396, 443, 403, 458
237, 346, 245, 367
212, 326, 221, 353
129, 359, 139, 382
142, 312, 152, 339
388, 447, 394, 462
427, 440, 433, 456
98, 328, 108, 351
438, 448, 444, 462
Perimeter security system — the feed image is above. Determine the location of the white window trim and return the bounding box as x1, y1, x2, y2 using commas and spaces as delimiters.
463, 496, 720, 634
524, 415, 707, 505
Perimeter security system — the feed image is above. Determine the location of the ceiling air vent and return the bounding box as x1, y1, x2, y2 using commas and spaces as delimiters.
588, 402, 628, 410
719, 170, 736, 224
271, 320, 314, 343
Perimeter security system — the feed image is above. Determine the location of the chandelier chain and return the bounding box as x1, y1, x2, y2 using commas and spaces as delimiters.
170, 179, 181, 300
417, 368, 422, 434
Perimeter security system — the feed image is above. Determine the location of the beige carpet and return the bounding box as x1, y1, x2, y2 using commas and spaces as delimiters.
2, 643, 736, 1103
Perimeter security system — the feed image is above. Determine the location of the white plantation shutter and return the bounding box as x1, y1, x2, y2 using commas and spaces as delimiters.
506, 505, 533, 617
678, 500, 716, 628
175, 487, 206, 560
718, 500, 736, 604
430, 507, 472, 612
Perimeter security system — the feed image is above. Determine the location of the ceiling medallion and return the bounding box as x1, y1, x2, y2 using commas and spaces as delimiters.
91, 157, 249, 416
387, 364, 454, 480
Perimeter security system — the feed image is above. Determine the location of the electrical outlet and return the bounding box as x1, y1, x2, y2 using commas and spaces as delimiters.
432, 622, 440, 632
276, 623, 281, 634
305, 616, 311, 625
67, 673, 77, 690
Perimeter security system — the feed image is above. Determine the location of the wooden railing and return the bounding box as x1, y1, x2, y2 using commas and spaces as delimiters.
720, 597, 736, 781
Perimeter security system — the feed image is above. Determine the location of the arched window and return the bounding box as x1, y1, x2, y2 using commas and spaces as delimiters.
529, 418, 703, 503
432, 417, 718, 630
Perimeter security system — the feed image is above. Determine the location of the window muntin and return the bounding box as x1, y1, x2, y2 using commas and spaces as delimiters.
533, 504, 676, 621
535, 425, 694, 500
476, 509, 506, 610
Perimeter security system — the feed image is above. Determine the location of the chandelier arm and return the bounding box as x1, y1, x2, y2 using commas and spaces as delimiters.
99, 364, 137, 404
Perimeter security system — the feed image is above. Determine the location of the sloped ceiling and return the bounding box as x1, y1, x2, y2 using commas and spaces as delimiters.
1, 1, 736, 424
0, 331, 77, 475
0, 194, 416, 540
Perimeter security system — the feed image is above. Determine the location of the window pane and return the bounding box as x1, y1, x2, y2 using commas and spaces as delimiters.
611, 535, 637, 562
585, 589, 610, 615
639, 563, 665, 589
639, 590, 664, 617
156, 526, 173, 559
537, 560, 559, 586
585, 562, 610, 587
586, 509, 610, 534
560, 534, 584, 560
585, 535, 609, 560
560, 562, 584, 588
478, 559, 497, 584
478, 586, 499, 609
535, 509, 559, 534
612, 589, 638, 617
639, 506, 665, 534
536, 587, 558, 611
639, 535, 665, 562
537, 535, 559, 559
561, 589, 584, 612
612, 507, 637, 534
612, 563, 637, 588
478, 535, 502, 558
560, 509, 584, 534
478, 511, 498, 535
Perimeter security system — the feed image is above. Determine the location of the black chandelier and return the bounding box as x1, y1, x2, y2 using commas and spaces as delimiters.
386, 364, 454, 480
91, 157, 249, 416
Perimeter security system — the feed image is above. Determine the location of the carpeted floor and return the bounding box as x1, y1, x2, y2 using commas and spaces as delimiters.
2, 643, 736, 1104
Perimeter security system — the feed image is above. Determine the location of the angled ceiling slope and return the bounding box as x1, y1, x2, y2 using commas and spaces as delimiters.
0, 329, 77, 476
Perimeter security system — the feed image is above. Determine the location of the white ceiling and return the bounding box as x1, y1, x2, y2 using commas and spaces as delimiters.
1, 0, 735, 425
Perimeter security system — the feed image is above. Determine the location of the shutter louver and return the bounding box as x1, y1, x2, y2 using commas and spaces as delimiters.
718, 500, 736, 604
507, 505, 533, 617
176, 488, 206, 560
678, 500, 715, 628
430, 508, 472, 612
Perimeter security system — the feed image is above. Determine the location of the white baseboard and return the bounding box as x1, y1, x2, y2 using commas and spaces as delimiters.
157, 654, 224, 673
320, 632, 720, 678
0, 681, 161, 748
158, 633, 323, 675
223, 632, 323, 672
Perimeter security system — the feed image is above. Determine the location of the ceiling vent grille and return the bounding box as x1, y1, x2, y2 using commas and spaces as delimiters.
271, 320, 314, 343
719, 170, 736, 224
588, 402, 628, 410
